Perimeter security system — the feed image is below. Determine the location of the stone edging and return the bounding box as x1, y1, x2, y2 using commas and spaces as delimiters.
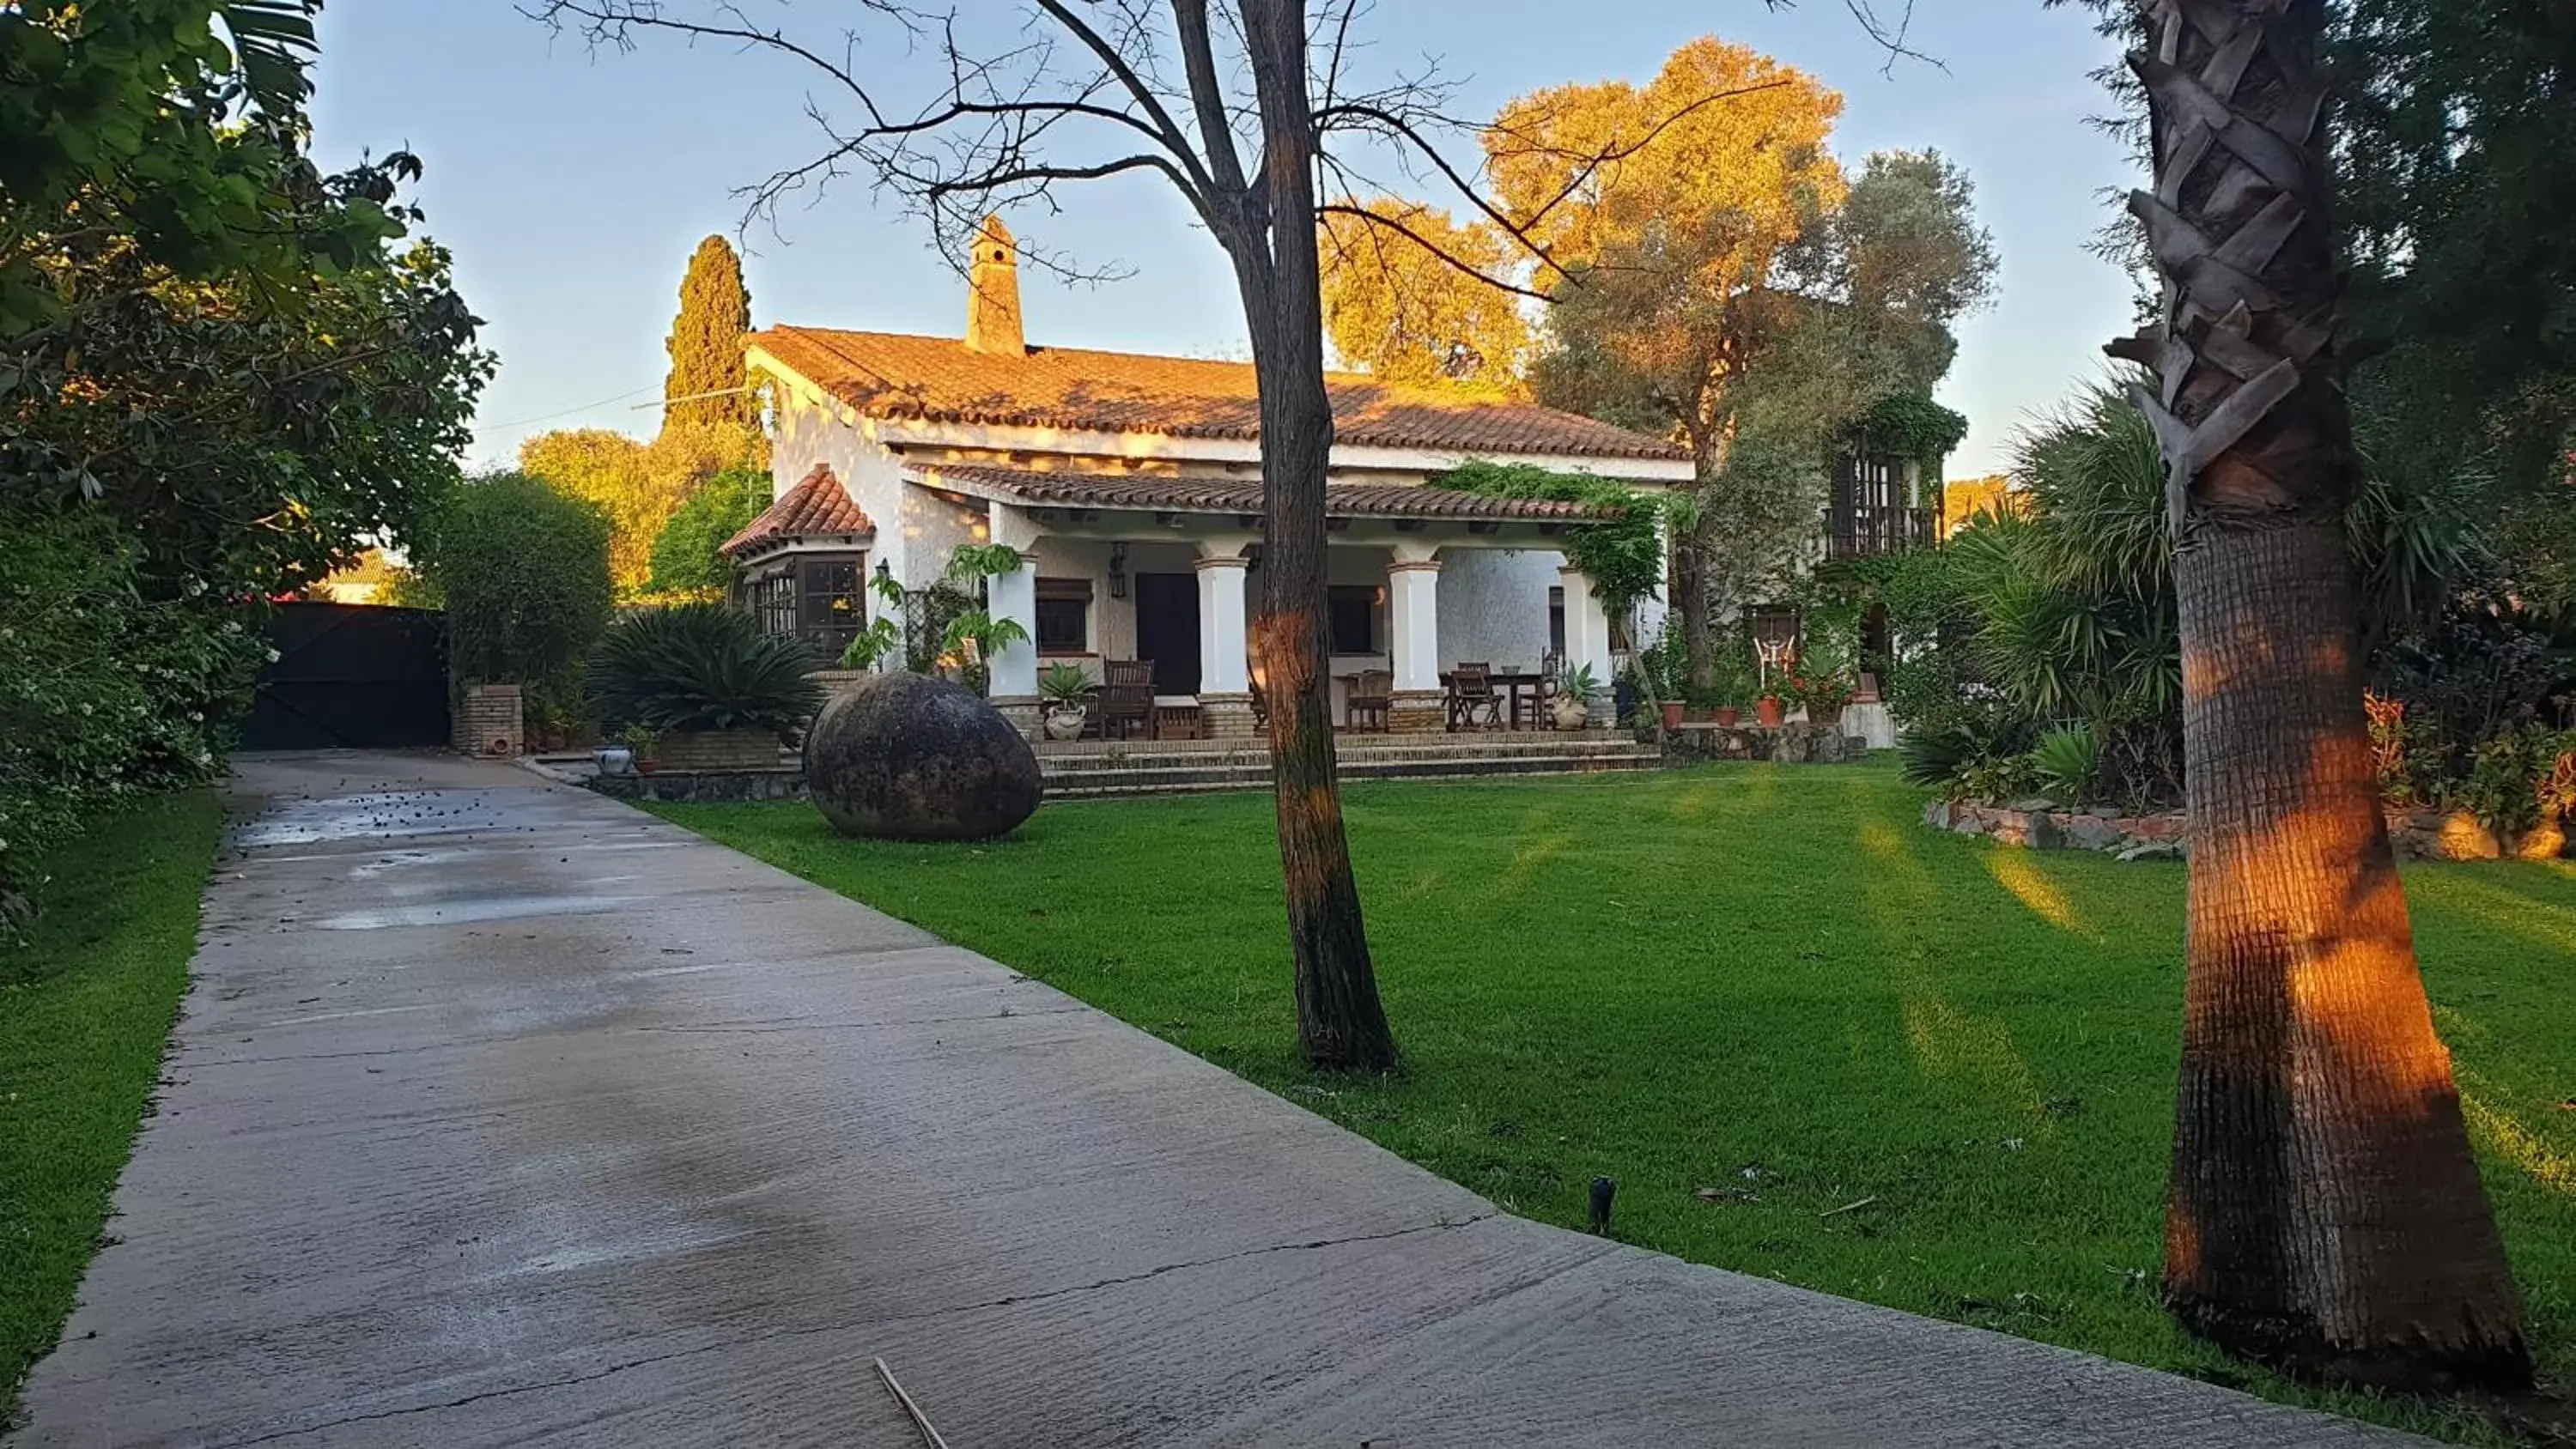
1923, 799, 2185, 861
1927, 797, 2573, 864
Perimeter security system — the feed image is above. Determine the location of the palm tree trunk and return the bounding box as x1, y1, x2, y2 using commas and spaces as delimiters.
2117, 0, 2527, 1390
1235, 0, 1397, 1075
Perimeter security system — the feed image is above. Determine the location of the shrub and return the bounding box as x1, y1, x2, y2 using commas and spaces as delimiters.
519, 424, 765, 595
0, 506, 258, 937
412, 472, 615, 712
588, 603, 823, 739
1898, 718, 1983, 791
647, 467, 768, 597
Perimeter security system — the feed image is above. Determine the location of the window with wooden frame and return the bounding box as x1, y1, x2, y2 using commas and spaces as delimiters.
795, 555, 865, 658
750, 568, 797, 640
1035, 577, 1091, 655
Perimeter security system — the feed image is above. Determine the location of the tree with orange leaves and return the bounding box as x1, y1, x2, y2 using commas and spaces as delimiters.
1319, 197, 1530, 391
1489, 39, 1989, 694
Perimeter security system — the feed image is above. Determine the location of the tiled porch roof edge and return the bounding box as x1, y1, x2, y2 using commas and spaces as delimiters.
721, 464, 877, 557
909, 463, 1622, 523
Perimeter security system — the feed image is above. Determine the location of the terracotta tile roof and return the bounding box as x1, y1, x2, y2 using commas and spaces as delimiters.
720, 464, 875, 556
914, 464, 1622, 522
754, 324, 1686, 462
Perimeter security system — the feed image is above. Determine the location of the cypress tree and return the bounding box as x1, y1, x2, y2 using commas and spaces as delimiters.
663, 235, 756, 433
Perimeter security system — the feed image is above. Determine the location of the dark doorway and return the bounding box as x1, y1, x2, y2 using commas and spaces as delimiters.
1132, 573, 1200, 695
241, 603, 449, 749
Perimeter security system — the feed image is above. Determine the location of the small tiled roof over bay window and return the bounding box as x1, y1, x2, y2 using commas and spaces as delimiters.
721, 464, 875, 561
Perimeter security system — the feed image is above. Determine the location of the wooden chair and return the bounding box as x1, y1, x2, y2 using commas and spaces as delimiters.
1100, 659, 1155, 740
1346, 669, 1393, 733
1447, 662, 1503, 731
1534, 651, 1564, 722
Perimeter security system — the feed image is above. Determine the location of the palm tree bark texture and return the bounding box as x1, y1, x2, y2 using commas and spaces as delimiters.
2111, 0, 2528, 1389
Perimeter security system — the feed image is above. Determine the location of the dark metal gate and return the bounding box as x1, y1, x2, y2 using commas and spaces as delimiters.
240, 603, 450, 749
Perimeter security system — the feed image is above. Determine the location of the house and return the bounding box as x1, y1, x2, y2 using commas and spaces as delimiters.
726, 216, 1691, 741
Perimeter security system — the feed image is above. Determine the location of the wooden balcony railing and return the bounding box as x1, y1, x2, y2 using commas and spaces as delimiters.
1826, 504, 1939, 561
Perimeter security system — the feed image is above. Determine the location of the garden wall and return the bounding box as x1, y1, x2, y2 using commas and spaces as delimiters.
1925, 798, 2570, 864
1924, 799, 2186, 860
2382, 809, 2567, 862
1666, 721, 1860, 764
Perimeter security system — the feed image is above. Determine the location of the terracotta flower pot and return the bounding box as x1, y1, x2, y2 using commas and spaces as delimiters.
1658, 700, 1685, 730
1715, 706, 1741, 727
1755, 694, 1786, 729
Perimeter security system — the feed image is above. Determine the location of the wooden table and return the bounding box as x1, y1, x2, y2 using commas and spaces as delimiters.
1441, 670, 1545, 731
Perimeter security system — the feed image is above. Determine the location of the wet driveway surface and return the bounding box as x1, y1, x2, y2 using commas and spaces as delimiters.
9, 752, 2418, 1446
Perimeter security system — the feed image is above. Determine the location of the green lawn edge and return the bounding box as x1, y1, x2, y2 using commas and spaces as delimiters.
1, 791, 224, 1417
641, 765, 2571, 1444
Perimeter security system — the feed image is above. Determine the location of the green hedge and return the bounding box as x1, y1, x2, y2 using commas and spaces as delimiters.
0, 507, 259, 937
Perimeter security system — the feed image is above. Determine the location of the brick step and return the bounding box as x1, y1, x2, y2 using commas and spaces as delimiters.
1044, 740, 1656, 771
1043, 750, 1662, 799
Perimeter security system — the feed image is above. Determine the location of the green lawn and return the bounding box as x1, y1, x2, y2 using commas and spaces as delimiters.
647, 764, 2574, 1439
1, 792, 223, 1415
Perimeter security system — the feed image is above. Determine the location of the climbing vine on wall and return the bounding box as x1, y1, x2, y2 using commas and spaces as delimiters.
1806, 549, 1962, 727
1437, 459, 1668, 610
1850, 392, 1970, 473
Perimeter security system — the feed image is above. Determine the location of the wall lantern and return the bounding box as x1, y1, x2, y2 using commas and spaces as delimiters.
1108, 541, 1129, 599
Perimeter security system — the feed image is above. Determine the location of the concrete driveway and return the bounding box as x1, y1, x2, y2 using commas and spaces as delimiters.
10, 752, 2415, 1446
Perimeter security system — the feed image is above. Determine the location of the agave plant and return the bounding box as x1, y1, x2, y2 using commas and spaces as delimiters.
2029, 723, 2102, 807
589, 603, 823, 739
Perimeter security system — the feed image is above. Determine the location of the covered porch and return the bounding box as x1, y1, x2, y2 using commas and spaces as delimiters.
914, 464, 1646, 743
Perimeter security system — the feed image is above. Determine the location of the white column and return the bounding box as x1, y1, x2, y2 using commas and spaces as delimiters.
986, 563, 1038, 700
986, 504, 1042, 705
1560, 565, 1615, 705
1388, 558, 1442, 694
1195, 550, 1251, 695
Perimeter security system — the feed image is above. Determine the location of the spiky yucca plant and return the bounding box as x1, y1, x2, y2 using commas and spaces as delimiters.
588, 603, 823, 739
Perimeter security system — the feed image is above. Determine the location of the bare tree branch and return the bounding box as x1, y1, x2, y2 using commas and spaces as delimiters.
1315, 202, 1553, 303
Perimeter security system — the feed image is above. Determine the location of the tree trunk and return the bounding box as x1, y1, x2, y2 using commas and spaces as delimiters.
2118, 0, 2527, 1390
1233, 0, 1398, 1075
1676, 506, 1714, 697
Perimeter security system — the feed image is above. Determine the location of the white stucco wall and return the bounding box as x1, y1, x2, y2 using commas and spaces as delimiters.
1437, 548, 1562, 673
768, 393, 916, 577
905, 489, 990, 590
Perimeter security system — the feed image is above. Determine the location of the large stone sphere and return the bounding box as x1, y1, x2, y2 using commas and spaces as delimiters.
803, 672, 1042, 841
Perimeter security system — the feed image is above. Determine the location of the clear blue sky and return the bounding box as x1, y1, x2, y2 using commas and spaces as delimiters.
310, 3, 2136, 479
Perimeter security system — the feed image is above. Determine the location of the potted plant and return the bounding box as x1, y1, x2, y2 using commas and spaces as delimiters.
589, 603, 823, 772
1752, 634, 1796, 728
1039, 662, 1093, 741
603, 723, 658, 776
1787, 668, 1856, 729
1704, 636, 1754, 726
1550, 662, 1600, 731
1629, 643, 1683, 731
